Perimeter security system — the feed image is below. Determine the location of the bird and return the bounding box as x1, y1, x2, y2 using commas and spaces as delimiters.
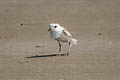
48, 23, 78, 56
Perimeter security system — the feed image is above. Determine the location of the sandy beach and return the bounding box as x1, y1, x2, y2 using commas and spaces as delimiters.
0, 0, 120, 80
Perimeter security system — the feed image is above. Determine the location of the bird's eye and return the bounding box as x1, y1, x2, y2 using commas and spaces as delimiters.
54, 26, 57, 28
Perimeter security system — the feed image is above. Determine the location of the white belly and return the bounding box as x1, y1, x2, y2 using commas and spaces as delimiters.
55, 33, 70, 42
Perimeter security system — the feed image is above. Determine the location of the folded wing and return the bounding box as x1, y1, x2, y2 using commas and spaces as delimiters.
63, 28, 72, 38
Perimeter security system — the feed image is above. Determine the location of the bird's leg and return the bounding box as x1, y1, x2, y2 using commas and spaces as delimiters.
57, 40, 62, 56
67, 42, 72, 56
58, 41, 61, 53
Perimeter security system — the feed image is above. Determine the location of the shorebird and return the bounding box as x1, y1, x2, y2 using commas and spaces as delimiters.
48, 23, 78, 56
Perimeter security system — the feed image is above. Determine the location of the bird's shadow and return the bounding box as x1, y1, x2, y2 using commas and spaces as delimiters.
26, 54, 66, 58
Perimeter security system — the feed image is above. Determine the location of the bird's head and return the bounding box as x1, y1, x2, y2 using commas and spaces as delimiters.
48, 23, 64, 32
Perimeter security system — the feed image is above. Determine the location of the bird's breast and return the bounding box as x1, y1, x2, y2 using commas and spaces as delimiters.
55, 33, 70, 42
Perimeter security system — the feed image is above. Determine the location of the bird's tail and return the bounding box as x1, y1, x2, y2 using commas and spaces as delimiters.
71, 38, 78, 45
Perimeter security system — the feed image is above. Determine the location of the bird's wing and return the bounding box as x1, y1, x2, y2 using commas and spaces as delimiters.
63, 28, 72, 37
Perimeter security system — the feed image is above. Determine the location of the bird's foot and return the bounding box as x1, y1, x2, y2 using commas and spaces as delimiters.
56, 53, 69, 56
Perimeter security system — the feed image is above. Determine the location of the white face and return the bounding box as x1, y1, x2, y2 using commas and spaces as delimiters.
48, 23, 64, 33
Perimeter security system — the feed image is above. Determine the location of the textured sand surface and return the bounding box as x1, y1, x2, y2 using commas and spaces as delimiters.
0, 0, 120, 80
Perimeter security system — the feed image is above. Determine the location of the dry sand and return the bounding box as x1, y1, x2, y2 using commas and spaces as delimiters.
0, 0, 120, 80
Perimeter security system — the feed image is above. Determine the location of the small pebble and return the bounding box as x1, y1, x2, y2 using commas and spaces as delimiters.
35, 45, 44, 48
98, 33, 102, 35
20, 24, 24, 26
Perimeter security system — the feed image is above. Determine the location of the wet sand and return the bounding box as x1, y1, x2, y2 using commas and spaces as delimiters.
0, 0, 120, 80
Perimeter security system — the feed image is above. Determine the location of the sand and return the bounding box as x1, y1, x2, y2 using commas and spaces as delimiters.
0, 0, 120, 80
